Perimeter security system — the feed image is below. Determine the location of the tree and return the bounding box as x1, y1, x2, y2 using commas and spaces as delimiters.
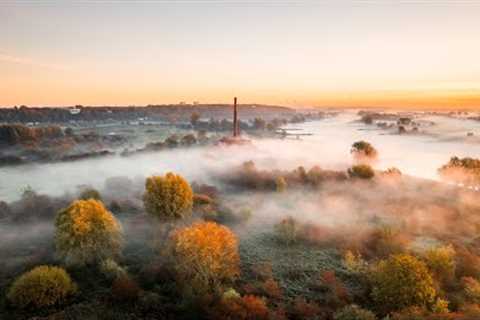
181, 133, 197, 146
143, 173, 193, 220
274, 216, 300, 245
371, 254, 436, 312
79, 187, 102, 201
348, 165, 375, 179
253, 118, 266, 130
7, 265, 76, 309
169, 221, 240, 296
191, 112, 200, 126
55, 199, 123, 266
351, 141, 378, 162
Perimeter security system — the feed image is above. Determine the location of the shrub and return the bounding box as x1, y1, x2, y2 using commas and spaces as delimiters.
7, 265, 76, 309
316, 271, 350, 308
169, 221, 240, 296
55, 199, 123, 266
79, 187, 102, 201
348, 165, 375, 179
423, 245, 456, 284
275, 216, 300, 245
111, 275, 140, 302
334, 304, 377, 320
276, 177, 287, 192
462, 277, 480, 304
438, 156, 480, 185
343, 250, 367, 273
208, 293, 269, 320
291, 297, 323, 320
363, 226, 409, 259
371, 254, 436, 312
100, 258, 128, 281
143, 173, 193, 220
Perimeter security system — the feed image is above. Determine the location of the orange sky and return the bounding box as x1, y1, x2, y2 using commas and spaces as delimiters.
1, 2, 480, 109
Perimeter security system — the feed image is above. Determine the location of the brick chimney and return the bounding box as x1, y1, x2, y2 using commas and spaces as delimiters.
233, 97, 239, 137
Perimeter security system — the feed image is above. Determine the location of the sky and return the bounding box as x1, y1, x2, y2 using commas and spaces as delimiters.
1, 0, 480, 109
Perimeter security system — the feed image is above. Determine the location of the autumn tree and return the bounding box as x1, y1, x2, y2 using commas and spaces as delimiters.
371, 254, 436, 312
7, 265, 77, 309
143, 173, 193, 221
169, 221, 240, 296
55, 199, 123, 266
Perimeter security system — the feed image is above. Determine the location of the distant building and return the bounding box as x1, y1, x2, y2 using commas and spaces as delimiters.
69, 108, 81, 115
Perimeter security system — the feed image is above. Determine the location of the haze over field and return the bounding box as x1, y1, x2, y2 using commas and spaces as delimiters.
2, 112, 479, 201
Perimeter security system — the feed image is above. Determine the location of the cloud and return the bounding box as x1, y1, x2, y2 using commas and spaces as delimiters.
0, 52, 72, 72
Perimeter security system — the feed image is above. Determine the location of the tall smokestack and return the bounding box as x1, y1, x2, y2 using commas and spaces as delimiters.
233, 97, 238, 137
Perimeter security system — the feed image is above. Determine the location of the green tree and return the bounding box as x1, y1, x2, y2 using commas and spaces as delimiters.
143, 173, 193, 220
55, 199, 123, 266
351, 141, 378, 162
371, 254, 436, 312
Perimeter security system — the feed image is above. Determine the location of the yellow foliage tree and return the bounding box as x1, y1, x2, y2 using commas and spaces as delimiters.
7, 265, 77, 309
169, 221, 240, 296
55, 199, 123, 266
371, 254, 436, 312
143, 173, 193, 220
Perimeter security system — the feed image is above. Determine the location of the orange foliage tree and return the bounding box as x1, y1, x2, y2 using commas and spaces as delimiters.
143, 172, 193, 220
169, 221, 240, 296
55, 199, 123, 266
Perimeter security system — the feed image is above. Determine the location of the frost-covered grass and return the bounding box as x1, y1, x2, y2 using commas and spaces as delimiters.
239, 230, 349, 299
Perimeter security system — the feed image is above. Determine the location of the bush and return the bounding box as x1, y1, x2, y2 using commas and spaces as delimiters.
462, 277, 480, 304
334, 305, 377, 320
348, 165, 375, 179
423, 245, 456, 284
55, 199, 123, 266
111, 275, 140, 302
7, 265, 76, 309
143, 173, 193, 220
363, 226, 409, 259
371, 254, 436, 312
79, 187, 102, 201
276, 177, 287, 192
100, 258, 128, 281
169, 221, 240, 296
208, 293, 269, 320
275, 216, 300, 245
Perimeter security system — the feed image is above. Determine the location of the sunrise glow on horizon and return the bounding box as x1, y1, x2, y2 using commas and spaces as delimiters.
1, 1, 480, 109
